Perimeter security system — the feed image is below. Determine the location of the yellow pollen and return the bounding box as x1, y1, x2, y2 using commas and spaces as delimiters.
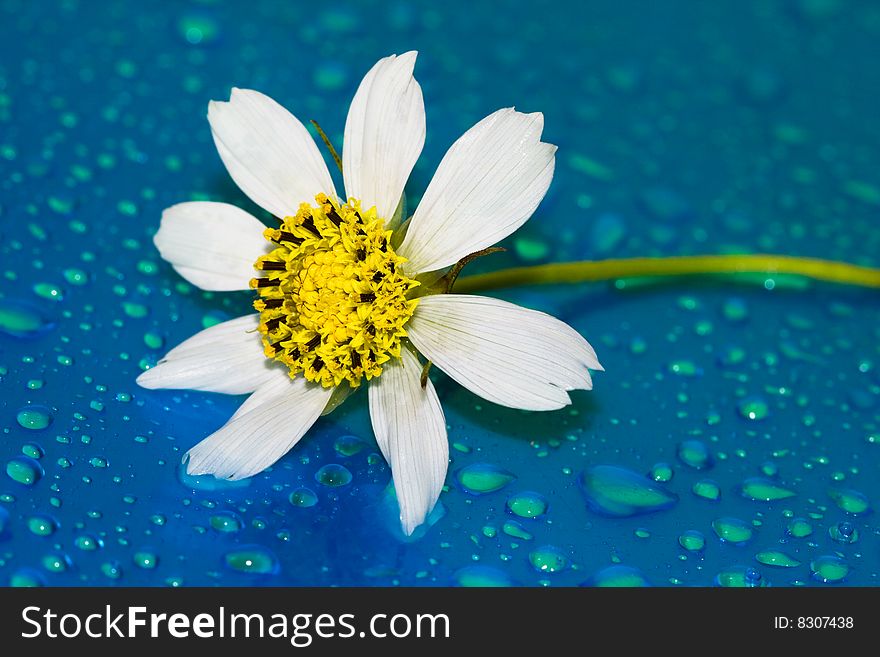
251, 194, 420, 388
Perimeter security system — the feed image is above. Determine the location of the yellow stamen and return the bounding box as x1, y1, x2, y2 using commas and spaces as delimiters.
251, 194, 419, 388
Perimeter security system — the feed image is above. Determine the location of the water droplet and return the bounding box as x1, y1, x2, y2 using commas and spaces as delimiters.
101, 561, 123, 580
528, 545, 568, 573
502, 520, 533, 541
755, 550, 801, 568
738, 397, 769, 421
786, 517, 813, 537
722, 297, 749, 323
333, 434, 367, 456
712, 517, 754, 544
668, 360, 700, 377
16, 405, 53, 430
74, 534, 103, 551
454, 566, 514, 587
827, 488, 871, 515
692, 479, 721, 501
289, 487, 318, 508
456, 463, 516, 495
32, 282, 64, 301
315, 464, 352, 487
676, 440, 713, 470
582, 565, 650, 587
579, 465, 678, 517
42, 553, 72, 573
224, 547, 278, 574
810, 555, 849, 583
27, 514, 58, 536
829, 521, 859, 544
739, 477, 796, 502
0, 300, 54, 338
678, 530, 706, 552
9, 568, 45, 587
649, 462, 673, 482
133, 550, 159, 569
715, 566, 766, 587
6, 456, 44, 486
209, 511, 243, 533
505, 491, 548, 519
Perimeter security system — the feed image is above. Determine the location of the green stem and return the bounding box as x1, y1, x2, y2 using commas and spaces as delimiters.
451, 254, 880, 293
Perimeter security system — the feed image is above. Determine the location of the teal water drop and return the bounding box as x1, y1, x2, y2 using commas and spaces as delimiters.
528, 545, 568, 573
692, 479, 721, 501
677, 440, 713, 470
712, 517, 754, 544
505, 491, 548, 519
755, 550, 801, 568
810, 556, 849, 583
16, 406, 52, 430
678, 530, 706, 552
315, 464, 352, 487
739, 477, 796, 501
209, 511, 243, 533
27, 514, 58, 536
579, 465, 678, 517
827, 488, 871, 515
787, 517, 813, 537
456, 463, 516, 495
133, 550, 159, 569
224, 547, 278, 574
829, 521, 858, 544
288, 487, 318, 508
6, 456, 44, 486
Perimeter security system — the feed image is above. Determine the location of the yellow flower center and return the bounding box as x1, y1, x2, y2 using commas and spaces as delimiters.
251, 194, 419, 388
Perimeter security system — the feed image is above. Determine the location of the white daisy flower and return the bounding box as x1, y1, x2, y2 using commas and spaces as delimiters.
137, 52, 602, 536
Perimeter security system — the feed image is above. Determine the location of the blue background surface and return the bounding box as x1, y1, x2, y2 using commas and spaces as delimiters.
1, 0, 879, 586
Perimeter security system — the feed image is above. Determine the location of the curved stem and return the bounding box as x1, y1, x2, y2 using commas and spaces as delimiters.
451, 254, 880, 293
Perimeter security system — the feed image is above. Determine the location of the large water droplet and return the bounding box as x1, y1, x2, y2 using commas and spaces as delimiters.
6, 457, 44, 486
455, 463, 516, 495
505, 491, 548, 519
289, 487, 318, 508
0, 299, 54, 338
528, 545, 568, 573
676, 440, 713, 470
209, 511, 243, 533
755, 550, 801, 568
739, 477, 796, 502
712, 517, 754, 544
16, 405, 53, 431
829, 521, 858, 544
810, 555, 849, 583
225, 547, 278, 575
579, 465, 678, 517
315, 464, 352, 487
827, 488, 871, 515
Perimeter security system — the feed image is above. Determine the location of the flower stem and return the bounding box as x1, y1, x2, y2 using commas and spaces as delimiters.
451, 254, 880, 293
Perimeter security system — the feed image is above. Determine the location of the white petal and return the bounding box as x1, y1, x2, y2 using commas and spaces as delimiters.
398, 108, 556, 274
185, 374, 332, 480
154, 202, 267, 291
343, 52, 425, 225
208, 88, 337, 218
407, 295, 601, 411
137, 314, 279, 394
369, 348, 448, 535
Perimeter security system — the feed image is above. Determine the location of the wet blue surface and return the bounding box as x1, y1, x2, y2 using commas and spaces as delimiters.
1, 0, 879, 586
